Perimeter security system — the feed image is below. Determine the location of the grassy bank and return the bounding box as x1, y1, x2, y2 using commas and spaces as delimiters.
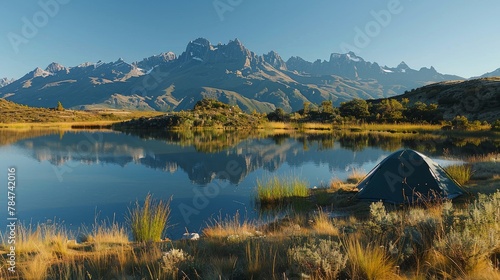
2, 191, 499, 279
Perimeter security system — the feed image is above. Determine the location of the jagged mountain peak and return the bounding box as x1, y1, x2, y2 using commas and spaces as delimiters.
418, 66, 437, 73
329, 51, 364, 62
134, 51, 177, 70
31, 67, 52, 78
230, 38, 243, 46
227, 38, 248, 52
15, 67, 52, 82
0, 77, 14, 88
397, 61, 410, 69
184, 38, 212, 62
45, 62, 67, 73
180, 37, 259, 69
112, 58, 132, 68
77, 62, 94, 68
159, 52, 176, 60
190, 37, 211, 46
346, 52, 363, 62
287, 56, 307, 62
263, 51, 287, 70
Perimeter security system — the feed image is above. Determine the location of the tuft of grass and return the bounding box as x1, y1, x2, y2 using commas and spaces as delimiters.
19, 251, 52, 280
312, 208, 339, 236
202, 211, 256, 239
256, 175, 309, 205
329, 177, 357, 192
445, 164, 473, 185
12, 222, 69, 256
127, 194, 172, 242
330, 178, 346, 191
244, 239, 282, 279
346, 168, 367, 184
81, 218, 129, 251
345, 238, 398, 280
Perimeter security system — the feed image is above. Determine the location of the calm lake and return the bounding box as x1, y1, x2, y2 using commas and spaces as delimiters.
0, 129, 497, 239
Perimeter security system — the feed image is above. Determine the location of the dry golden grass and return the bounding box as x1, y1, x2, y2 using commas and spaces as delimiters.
312, 208, 339, 236
19, 250, 52, 280
14, 223, 69, 256
346, 168, 367, 184
330, 178, 346, 191
81, 219, 130, 251
0, 120, 119, 129
466, 152, 499, 163
260, 121, 334, 132
244, 239, 283, 279
359, 123, 441, 132
260, 121, 291, 130
422, 247, 497, 280
329, 177, 357, 191
299, 122, 334, 131
202, 211, 257, 239
345, 238, 399, 280
2, 189, 499, 279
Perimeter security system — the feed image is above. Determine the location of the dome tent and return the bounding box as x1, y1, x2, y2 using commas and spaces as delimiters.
356, 149, 465, 204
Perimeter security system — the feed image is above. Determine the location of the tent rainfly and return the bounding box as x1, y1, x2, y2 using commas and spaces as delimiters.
356, 149, 465, 204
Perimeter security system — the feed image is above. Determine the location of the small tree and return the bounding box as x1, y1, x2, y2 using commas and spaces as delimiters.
452, 115, 469, 130
303, 101, 311, 115
372, 99, 404, 122
267, 108, 289, 122
339, 99, 370, 120
492, 120, 500, 131
56, 101, 64, 111
320, 100, 334, 114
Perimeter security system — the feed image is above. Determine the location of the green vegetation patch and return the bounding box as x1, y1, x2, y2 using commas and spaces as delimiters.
256, 175, 309, 206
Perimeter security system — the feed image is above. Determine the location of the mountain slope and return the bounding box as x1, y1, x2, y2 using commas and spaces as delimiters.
393, 77, 500, 122
0, 38, 472, 113
480, 68, 500, 78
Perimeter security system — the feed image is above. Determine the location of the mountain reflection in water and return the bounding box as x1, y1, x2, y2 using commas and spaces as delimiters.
0, 129, 497, 238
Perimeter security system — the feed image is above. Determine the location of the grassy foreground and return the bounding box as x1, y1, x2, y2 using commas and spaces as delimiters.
1, 192, 499, 279
2, 160, 499, 279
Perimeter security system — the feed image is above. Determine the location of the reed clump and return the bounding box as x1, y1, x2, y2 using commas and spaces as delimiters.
256, 175, 309, 205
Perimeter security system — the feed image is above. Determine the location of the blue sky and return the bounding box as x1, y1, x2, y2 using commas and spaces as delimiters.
1, 0, 499, 79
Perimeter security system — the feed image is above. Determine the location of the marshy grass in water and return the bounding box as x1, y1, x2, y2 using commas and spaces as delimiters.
256, 175, 309, 206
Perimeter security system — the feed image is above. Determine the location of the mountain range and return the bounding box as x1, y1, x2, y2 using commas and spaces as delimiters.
1, 38, 499, 113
